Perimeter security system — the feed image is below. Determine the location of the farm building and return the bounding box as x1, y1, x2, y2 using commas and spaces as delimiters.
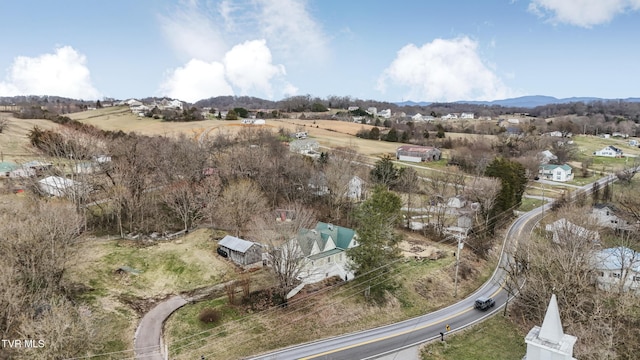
217, 235, 263, 267
38, 176, 90, 200
396, 145, 441, 162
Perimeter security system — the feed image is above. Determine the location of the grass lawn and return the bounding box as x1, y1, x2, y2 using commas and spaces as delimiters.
573, 135, 640, 157
65, 229, 239, 356
69, 229, 235, 300
164, 236, 498, 360
518, 197, 545, 212
567, 175, 599, 186
420, 315, 526, 360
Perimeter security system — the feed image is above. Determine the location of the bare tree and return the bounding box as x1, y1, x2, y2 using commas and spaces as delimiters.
161, 180, 207, 232
249, 203, 317, 297
465, 177, 502, 231
615, 157, 640, 184
397, 167, 421, 228
217, 179, 268, 237
0, 113, 8, 133
322, 147, 366, 222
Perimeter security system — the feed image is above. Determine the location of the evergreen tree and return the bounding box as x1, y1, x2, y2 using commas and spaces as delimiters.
348, 186, 402, 303
385, 127, 398, 142
370, 155, 400, 189
484, 157, 527, 231
225, 109, 238, 120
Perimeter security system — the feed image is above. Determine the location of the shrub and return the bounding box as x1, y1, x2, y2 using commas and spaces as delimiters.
198, 308, 221, 324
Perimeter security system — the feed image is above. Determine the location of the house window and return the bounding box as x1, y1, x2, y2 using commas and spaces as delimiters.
598, 271, 604, 277
311, 261, 314, 266
612, 273, 621, 279
633, 276, 640, 282
327, 257, 331, 263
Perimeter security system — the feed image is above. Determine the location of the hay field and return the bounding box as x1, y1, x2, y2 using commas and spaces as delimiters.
68, 108, 499, 158
0, 113, 63, 161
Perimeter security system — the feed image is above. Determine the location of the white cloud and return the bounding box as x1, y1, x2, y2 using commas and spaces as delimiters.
159, 59, 233, 103
377, 37, 514, 102
528, 0, 640, 27
0, 46, 101, 99
255, 0, 328, 62
160, 0, 328, 64
160, 39, 291, 102
158, 1, 228, 62
223, 40, 285, 97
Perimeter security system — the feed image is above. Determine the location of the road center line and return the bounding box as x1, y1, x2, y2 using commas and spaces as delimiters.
301, 287, 504, 359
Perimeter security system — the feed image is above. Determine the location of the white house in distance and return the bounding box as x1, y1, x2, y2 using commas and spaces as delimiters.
377, 109, 391, 119
545, 218, 600, 244
539, 164, 574, 182
590, 204, 635, 232
538, 150, 558, 164
593, 145, 623, 157
346, 176, 364, 201
592, 247, 640, 294
38, 176, 88, 199
460, 112, 474, 119
524, 294, 577, 360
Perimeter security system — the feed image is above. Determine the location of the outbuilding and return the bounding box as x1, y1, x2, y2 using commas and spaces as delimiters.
218, 235, 263, 267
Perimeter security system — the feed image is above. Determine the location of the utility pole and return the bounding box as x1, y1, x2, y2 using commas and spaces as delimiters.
453, 234, 464, 297
541, 184, 545, 218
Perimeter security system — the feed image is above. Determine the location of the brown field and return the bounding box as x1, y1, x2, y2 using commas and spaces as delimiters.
0, 113, 63, 161
67, 107, 498, 159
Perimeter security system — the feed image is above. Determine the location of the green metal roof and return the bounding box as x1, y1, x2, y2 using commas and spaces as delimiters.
540, 164, 572, 171
0, 162, 18, 172
315, 222, 356, 249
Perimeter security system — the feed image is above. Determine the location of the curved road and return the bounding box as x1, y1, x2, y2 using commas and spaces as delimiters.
248, 177, 614, 360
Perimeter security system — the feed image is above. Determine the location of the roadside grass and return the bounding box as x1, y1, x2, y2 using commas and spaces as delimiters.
164, 237, 499, 360
420, 314, 526, 360
567, 175, 599, 186
518, 197, 545, 212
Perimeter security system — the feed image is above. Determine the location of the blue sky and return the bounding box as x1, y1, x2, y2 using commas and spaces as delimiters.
1, 0, 639, 103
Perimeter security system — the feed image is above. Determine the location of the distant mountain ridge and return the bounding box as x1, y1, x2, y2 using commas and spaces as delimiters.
396, 96, 640, 108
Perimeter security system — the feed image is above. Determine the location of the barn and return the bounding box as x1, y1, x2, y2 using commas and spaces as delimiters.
396, 145, 441, 162
217, 235, 263, 267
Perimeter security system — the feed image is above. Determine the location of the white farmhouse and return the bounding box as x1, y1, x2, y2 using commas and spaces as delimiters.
539, 164, 574, 182
593, 145, 623, 157
593, 247, 640, 294
377, 109, 391, 119
285, 222, 358, 288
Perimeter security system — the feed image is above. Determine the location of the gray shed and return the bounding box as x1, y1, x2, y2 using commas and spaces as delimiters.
218, 235, 263, 266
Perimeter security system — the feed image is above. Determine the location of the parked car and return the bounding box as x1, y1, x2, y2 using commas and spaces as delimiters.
474, 296, 495, 311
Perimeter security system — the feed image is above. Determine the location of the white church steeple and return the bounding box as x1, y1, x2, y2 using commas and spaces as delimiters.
524, 294, 577, 360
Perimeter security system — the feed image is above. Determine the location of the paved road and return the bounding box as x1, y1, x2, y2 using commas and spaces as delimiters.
134, 296, 188, 360
245, 176, 617, 360
248, 204, 542, 360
